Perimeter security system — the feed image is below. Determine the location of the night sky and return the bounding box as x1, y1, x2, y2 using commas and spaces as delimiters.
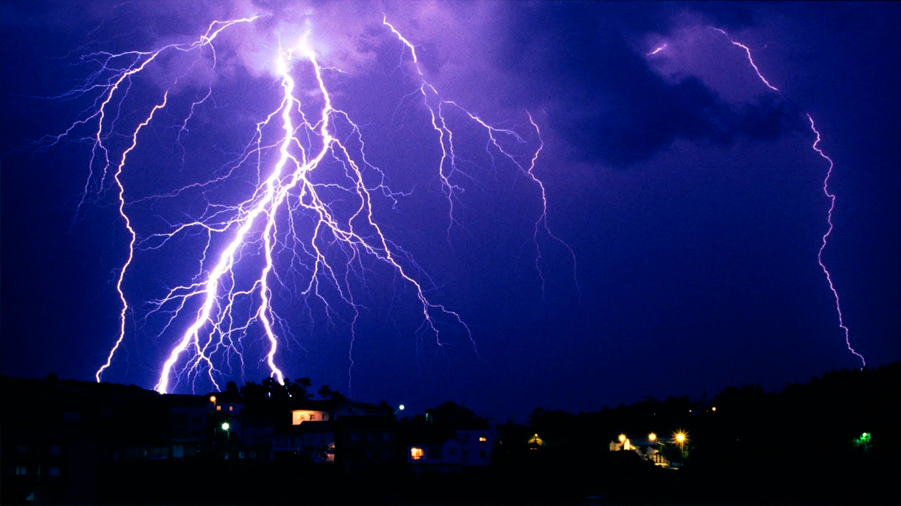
2, 1, 899, 423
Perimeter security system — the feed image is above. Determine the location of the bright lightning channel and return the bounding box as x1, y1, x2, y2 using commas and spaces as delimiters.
711, 27, 865, 368
47, 15, 569, 393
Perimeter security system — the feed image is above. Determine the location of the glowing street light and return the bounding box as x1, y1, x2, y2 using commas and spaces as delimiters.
674, 430, 687, 451
648, 432, 657, 443
221, 422, 230, 431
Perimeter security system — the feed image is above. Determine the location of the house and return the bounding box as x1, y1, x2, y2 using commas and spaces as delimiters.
163, 394, 208, 458
273, 421, 335, 463
334, 414, 399, 471
274, 399, 393, 464
404, 402, 494, 473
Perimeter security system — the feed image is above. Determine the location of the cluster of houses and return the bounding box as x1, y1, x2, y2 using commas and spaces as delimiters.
608, 433, 683, 468
170, 390, 495, 471
1, 375, 496, 503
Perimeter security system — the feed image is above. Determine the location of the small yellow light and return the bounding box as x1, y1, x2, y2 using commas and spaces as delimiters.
209, 395, 216, 403
648, 433, 657, 442
618, 434, 626, 443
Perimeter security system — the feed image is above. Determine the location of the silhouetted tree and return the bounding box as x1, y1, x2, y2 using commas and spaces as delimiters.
285, 377, 312, 400
318, 384, 346, 401
240, 380, 267, 405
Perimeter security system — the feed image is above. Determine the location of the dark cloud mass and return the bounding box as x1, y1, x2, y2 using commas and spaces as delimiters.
492, 2, 801, 167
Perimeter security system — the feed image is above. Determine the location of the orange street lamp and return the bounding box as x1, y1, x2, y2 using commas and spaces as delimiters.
674, 431, 687, 451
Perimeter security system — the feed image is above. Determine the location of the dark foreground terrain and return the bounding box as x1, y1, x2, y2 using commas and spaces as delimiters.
3, 363, 897, 505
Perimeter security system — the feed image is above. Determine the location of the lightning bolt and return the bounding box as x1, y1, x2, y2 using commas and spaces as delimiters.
711, 28, 780, 93
807, 115, 866, 368
43, 14, 570, 394
648, 43, 668, 56
382, 17, 578, 301
710, 27, 866, 368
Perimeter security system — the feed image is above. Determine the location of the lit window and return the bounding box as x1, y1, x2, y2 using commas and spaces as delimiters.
479, 436, 487, 442
410, 447, 424, 460
229, 406, 233, 412
216, 406, 221, 411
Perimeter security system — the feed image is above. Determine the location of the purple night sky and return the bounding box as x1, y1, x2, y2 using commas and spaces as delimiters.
2, 1, 899, 422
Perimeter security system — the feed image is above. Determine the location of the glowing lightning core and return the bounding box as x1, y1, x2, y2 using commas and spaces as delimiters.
711, 28, 865, 368
47, 14, 566, 393
648, 43, 668, 56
